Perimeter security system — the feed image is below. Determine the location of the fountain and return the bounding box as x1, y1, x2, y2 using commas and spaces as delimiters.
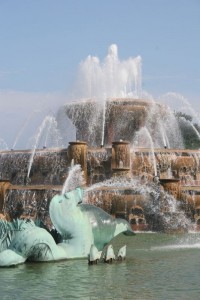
0, 43, 200, 244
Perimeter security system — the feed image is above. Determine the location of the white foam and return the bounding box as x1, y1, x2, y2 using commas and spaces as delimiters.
151, 243, 200, 251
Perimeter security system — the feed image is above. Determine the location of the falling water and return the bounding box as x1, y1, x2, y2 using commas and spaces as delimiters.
0, 138, 8, 150
27, 116, 62, 179
146, 129, 157, 177
27, 118, 49, 179
188, 121, 200, 141
61, 164, 85, 195
160, 92, 200, 125
101, 95, 106, 147
12, 110, 41, 150
85, 175, 191, 231
136, 126, 157, 176
159, 122, 170, 148
143, 100, 183, 149
179, 116, 200, 142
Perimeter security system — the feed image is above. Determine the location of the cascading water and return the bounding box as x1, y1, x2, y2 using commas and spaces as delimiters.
134, 126, 157, 176
3, 188, 57, 229
142, 100, 184, 149
101, 95, 107, 147
85, 175, 191, 232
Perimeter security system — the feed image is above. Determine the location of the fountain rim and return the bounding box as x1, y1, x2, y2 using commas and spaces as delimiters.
64, 97, 159, 107
159, 178, 180, 184
69, 141, 87, 146
112, 141, 130, 145
112, 167, 130, 171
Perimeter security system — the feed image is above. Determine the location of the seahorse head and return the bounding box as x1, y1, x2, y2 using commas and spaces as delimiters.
49, 188, 85, 236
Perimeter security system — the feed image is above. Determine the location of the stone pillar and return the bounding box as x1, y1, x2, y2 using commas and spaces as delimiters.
68, 141, 87, 181
0, 180, 11, 213
112, 141, 130, 177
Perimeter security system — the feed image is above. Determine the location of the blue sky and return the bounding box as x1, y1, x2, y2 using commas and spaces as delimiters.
0, 0, 200, 148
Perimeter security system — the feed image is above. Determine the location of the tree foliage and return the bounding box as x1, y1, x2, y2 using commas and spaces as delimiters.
175, 111, 200, 149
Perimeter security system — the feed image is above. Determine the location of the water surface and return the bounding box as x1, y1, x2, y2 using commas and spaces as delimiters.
1, 233, 200, 299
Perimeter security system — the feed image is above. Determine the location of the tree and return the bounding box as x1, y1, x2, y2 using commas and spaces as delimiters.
175, 111, 200, 149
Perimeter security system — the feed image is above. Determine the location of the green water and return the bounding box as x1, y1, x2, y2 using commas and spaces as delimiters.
1, 233, 200, 300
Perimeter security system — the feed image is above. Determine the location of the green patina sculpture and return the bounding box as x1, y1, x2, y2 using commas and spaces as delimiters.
0, 187, 134, 267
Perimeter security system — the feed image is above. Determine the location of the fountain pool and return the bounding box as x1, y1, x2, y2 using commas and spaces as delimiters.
0, 232, 200, 299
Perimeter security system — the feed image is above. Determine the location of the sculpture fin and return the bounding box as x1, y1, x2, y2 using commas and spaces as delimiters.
88, 244, 102, 264
0, 249, 26, 267
104, 244, 115, 263
117, 245, 126, 260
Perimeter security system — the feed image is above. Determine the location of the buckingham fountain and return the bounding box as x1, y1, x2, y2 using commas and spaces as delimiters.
0, 45, 200, 265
